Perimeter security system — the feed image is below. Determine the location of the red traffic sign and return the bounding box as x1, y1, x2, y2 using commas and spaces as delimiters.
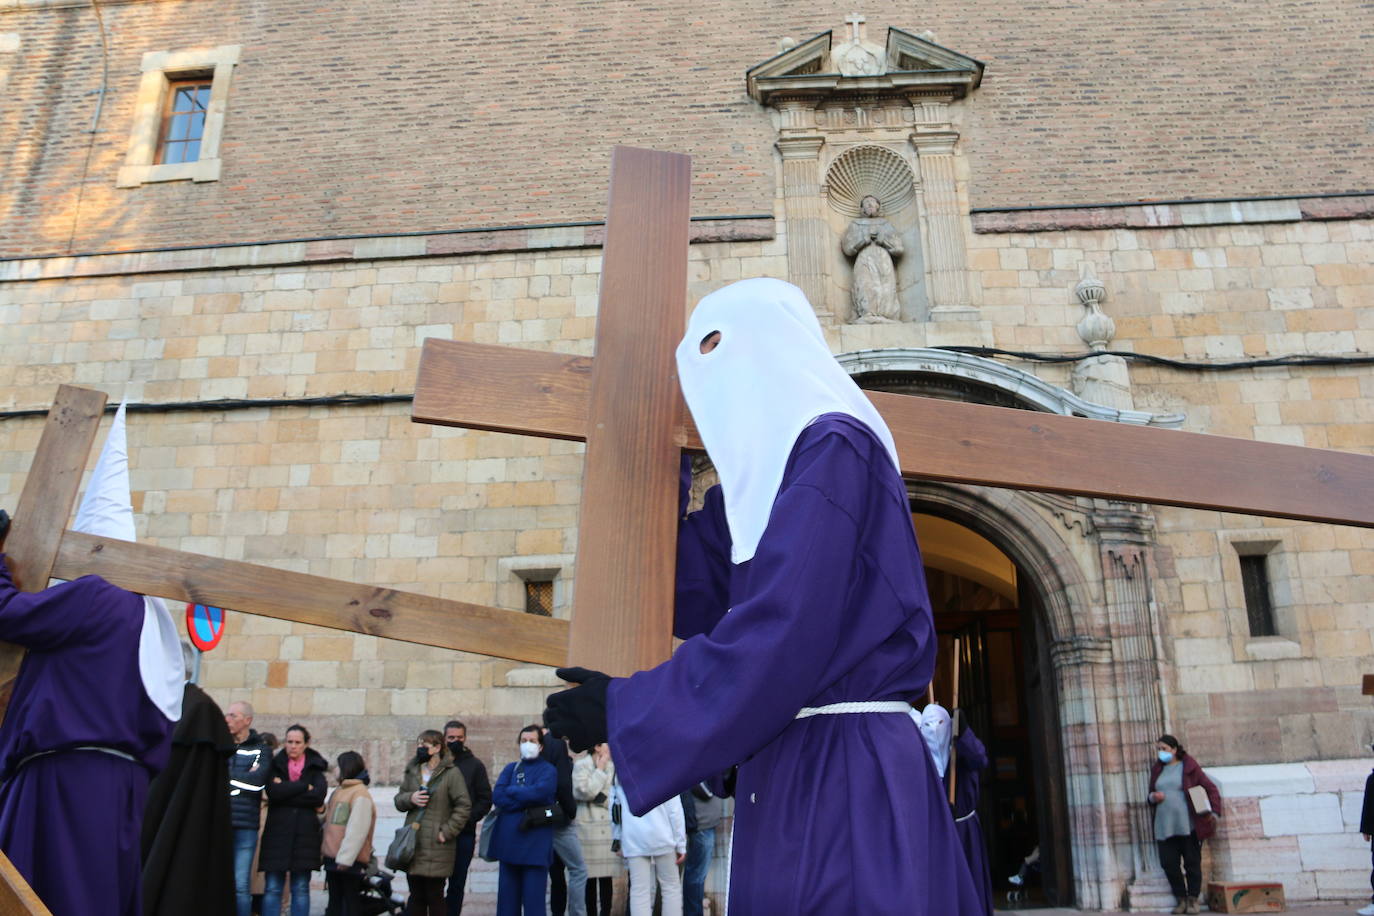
186, 603, 226, 651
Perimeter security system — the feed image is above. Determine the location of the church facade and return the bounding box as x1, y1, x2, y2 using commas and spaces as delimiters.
2, 1, 1372, 909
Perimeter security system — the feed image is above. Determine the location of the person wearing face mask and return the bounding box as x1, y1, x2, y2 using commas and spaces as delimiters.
544, 278, 982, 915
396, 730, 473, 916
918, 703, 992, 915
442, 719, 492, 916
489, 726, 559, 916
1148, 734, 1221, 915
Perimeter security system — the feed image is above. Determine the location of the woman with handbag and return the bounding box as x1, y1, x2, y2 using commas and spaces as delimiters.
260, 725, 328, 916
1148, 734, 1222, 915
394, 730, 472, 916
489, 724, 559, 916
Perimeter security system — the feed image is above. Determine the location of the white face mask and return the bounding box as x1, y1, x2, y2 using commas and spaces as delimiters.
676, 278, 900, 564
519, 741, 541, 760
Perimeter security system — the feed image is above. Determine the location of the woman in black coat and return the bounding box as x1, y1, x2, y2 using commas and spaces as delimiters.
259, 724, 328, 916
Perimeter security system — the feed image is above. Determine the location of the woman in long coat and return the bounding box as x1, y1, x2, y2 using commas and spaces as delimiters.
488, 725, 559, 916
572, 745, 619, 916
259, 724, 328, 916
394, 729, 472, 916
1148, 733, 1221, 915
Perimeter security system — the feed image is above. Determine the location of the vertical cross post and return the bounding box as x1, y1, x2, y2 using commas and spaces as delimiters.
566, 147, 692, 677
0, 385, 107, 716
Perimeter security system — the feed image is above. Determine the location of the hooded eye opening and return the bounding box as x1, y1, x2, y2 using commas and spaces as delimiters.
699, 330, 722, 354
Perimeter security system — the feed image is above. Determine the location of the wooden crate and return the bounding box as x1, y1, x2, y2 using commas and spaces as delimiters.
1206, 881, 1285, 913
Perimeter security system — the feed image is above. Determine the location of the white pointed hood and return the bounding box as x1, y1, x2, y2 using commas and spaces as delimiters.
73, 402, 183, 722
918, 703, 953, 777
675, 278, 899, 564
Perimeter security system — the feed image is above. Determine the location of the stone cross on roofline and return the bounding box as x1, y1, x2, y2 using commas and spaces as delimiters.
845, 12, 866, 42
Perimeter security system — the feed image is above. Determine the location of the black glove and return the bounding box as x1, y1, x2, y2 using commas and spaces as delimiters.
0, 509, 10, 550
543, 666, 611, 753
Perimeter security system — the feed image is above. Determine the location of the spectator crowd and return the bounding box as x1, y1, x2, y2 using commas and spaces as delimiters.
215, 702, 723, 916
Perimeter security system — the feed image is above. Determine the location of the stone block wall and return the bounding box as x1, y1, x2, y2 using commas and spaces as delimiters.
1204, 759, 1373, 904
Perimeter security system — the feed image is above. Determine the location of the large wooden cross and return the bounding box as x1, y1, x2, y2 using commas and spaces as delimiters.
2, 145, 1374, 911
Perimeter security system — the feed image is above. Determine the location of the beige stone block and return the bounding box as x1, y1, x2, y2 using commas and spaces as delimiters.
390, 689, 428, 715
314, 689, 366, 716
365, 690, 392, 717
302, 636, 355, 661
516, 528, 563, 555
286, 660, 339, 688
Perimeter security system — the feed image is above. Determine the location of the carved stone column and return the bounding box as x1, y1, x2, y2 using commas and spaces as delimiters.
909, 92, 972, 313
1091, 502, 1173, 908
775, 97, 829, 315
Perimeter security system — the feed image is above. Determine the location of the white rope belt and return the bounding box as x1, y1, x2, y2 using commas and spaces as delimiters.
955, 809, 979, 823
794, 701, 911, 719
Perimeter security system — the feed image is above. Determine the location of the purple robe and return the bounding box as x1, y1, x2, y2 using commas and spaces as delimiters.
0, 555, 176, 916
948, 727, 993, 916
607, 415, 982, 915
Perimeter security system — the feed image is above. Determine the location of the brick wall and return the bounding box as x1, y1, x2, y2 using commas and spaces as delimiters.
3, 0, 1372, 257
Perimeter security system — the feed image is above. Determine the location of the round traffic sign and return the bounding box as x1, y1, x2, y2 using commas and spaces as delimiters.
186, 603, 226, 651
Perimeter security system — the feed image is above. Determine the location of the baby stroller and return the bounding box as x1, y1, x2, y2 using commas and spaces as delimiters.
357, 862, 406, 916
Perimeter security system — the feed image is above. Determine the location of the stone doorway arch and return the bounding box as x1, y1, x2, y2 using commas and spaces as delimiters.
846, 348, 1171, 909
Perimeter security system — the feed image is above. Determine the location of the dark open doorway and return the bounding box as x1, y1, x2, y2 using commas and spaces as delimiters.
916, 512, 1074, 910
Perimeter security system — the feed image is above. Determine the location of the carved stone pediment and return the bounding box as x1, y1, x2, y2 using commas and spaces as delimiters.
746, 27, 984, 105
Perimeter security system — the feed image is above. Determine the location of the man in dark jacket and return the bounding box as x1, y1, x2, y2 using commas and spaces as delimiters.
444, 719, 493, 916
541, 729, 586, 916
1359, 746, 1374, 916
141, 668, 237, 916
225, 701, 270, 916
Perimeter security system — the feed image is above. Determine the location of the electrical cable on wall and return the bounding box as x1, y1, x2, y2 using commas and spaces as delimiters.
932, 346, 1374, 372
1, 349, 1370, 422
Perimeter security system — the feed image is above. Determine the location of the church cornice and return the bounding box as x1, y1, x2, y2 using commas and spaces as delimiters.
747, 27, 984, 107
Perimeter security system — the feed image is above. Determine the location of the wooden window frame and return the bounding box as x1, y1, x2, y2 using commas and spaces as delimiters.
118, 45, 240, 188
156, 77, 213, 165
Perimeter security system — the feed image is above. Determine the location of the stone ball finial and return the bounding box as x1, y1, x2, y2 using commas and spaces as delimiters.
779, 36, 798, 52
1074, 273, 1114, 351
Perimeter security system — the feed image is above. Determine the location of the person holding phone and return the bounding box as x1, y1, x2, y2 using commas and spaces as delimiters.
395, 730, 472, 916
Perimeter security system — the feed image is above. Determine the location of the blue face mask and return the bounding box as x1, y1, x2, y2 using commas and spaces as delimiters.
1158, 750, 1174, 764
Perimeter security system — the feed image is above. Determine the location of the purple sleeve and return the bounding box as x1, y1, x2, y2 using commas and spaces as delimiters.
608, 432, 915, 815
674, 484, 732, 640
954, 726, 988, 773
0, 555, 111, 651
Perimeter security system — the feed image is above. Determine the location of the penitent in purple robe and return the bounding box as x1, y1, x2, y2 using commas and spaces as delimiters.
948, 727, 993, 916
0, 556, 176, 916
607, 415, 982, 915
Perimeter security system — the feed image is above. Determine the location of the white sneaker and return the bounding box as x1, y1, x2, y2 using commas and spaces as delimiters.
1355, 903, 1374, 916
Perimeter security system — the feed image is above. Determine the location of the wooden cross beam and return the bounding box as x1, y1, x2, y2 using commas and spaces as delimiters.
410, 156, 1374, 678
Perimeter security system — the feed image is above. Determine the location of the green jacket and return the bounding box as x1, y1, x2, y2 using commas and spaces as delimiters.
395, 757, 473, 877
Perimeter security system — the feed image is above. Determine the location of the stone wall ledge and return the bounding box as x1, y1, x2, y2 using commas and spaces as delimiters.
0, 216, 775, 283
1208, 758, 1370, 798
971, 193, 1374, 233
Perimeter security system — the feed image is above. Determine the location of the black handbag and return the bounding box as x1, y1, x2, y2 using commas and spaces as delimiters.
519, 803, 567, 831
385, 784, 430, 869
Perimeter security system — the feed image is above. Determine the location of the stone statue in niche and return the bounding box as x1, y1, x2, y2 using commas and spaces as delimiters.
842, 195, 904, 323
